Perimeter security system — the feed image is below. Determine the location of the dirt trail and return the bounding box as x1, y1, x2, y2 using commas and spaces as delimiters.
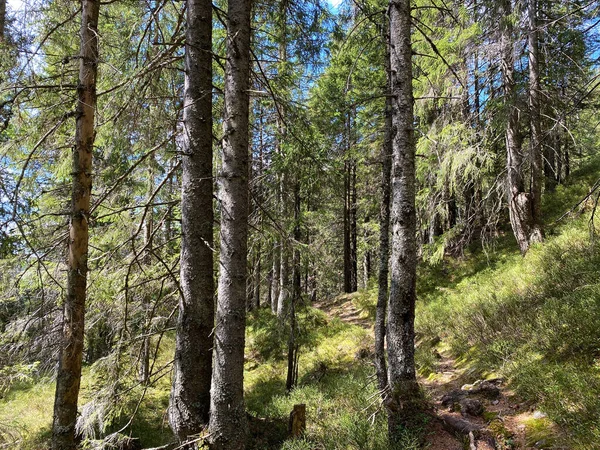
316, 294, 564, 450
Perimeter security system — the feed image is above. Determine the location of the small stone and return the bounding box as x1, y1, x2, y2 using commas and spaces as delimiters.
532, 410, 547, 419
441, 389, 466, 408
460, 398, 484, 416
477, 381, 501, 399
492, 400, 500, 405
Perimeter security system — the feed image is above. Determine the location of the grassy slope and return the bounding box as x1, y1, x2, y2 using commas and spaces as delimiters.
2, 158, 600, 449
416, 158, 600, 449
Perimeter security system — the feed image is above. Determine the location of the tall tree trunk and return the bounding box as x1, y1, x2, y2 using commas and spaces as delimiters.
544, 137, 556, 191
271, 243, 280, 313
350, 160, 358, 291
169, 0, 214, 440
276, 0, 290, 319
501, 0, 534, 255
344, 159, 351, 293
254, 243, 261, 309
528, 0, 544, 244
375, 27, 392, 396
386, 0, 420, 438
286, 179, 301, 391
0, 0, 5, 41
277, 172, 290, 318
277, 234, 290, 318
52, 1, 100, 448
343, 110, 358, 293
139, 165, 154, 385
208, 0, 252, 447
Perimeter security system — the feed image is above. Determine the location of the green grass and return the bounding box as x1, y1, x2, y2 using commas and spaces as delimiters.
4, 158, 600, 449
0, 305, 411, 450
414, 160, 600, 448
0, 378, 53, 449
244, 306, 406, 450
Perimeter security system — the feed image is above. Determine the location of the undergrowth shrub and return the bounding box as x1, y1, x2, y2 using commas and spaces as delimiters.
416, 218, 600, 447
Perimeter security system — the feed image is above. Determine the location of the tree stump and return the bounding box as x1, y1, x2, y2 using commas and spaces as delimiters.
289, 404, 306, 438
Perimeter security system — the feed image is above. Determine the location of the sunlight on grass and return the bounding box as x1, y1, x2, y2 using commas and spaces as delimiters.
0, 378, 53, 449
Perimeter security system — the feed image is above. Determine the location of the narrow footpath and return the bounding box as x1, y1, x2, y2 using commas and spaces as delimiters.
316, 294, 565, 450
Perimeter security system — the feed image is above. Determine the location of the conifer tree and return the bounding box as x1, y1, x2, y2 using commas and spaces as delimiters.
52, 1, 100, 448
386, 0, 420, 439
208, 0, 252, 447
168, 0, 214, 441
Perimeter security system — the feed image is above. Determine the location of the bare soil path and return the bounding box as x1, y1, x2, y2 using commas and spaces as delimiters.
316, 294, 566, 450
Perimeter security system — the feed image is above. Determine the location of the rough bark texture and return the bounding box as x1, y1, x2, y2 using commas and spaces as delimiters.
208, 0, 252, 447
501, 0, 534, 255
254, 243, 261, 309
52, 1, 99, 449
343, 156, 358, 292
271, 243, 280, 313
286, 180, 301, 391
386, 0, 420, 438
528, 0, 544, 244
277, 235, 290, 318
276, 0, 289, 318
375, 29, 392, 396
169, 0, 214, 440
139, 166, 154, 385
0, 0, 5, 41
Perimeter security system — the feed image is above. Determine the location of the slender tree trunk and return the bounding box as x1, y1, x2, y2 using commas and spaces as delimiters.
208, 0, 252, 446
276, 0, 290, 319
344, 159, 351, 293
277, 172, 290, 319
544, 138, 556, 191
139, 165, 154, 385
278, 236, 290, 318
558, 84, 568, 183
254, 243, 261, 309
271, 243, 280, 313
169, 0, 214, 440
343, 111, 358, 293
556, 134, 563, 184
386, 0, 420, 438
501, 0, 534, 255
164, 159, 175, 248
343, 161, 358, 292
52, 2, 99, 449
375, 28, 392, 396
528, 0, 543, 244
0, 0, 5, 41
286, 179, 301, 391
267, 264, 273, 310
564, 141, 570, 179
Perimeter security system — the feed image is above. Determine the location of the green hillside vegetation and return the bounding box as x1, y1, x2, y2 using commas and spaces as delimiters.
415, 159, 600, 448
2, 159, 600, 449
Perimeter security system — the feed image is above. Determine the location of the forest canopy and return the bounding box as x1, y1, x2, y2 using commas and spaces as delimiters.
0, 0, 599, 449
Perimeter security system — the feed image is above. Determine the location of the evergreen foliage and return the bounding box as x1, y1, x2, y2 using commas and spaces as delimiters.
0, 0, 599, 448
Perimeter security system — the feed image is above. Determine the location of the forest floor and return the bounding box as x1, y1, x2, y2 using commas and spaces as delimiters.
315, 293, 566, 450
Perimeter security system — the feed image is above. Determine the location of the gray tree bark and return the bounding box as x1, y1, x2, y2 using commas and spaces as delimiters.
52, 1, 100, 449
0, 0, 5, 41
208, 0, 252, 447
277, 236, 290, 318
271, 243, 280, 313
275, 0, 289, 319
286, 179, 301, 391
139, 164, 154, 385
169, 0, 214, 440
528, 0, 544, 243
375, 23, 392, 396
386, 0, 421, 439
501, 0, 535, 255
